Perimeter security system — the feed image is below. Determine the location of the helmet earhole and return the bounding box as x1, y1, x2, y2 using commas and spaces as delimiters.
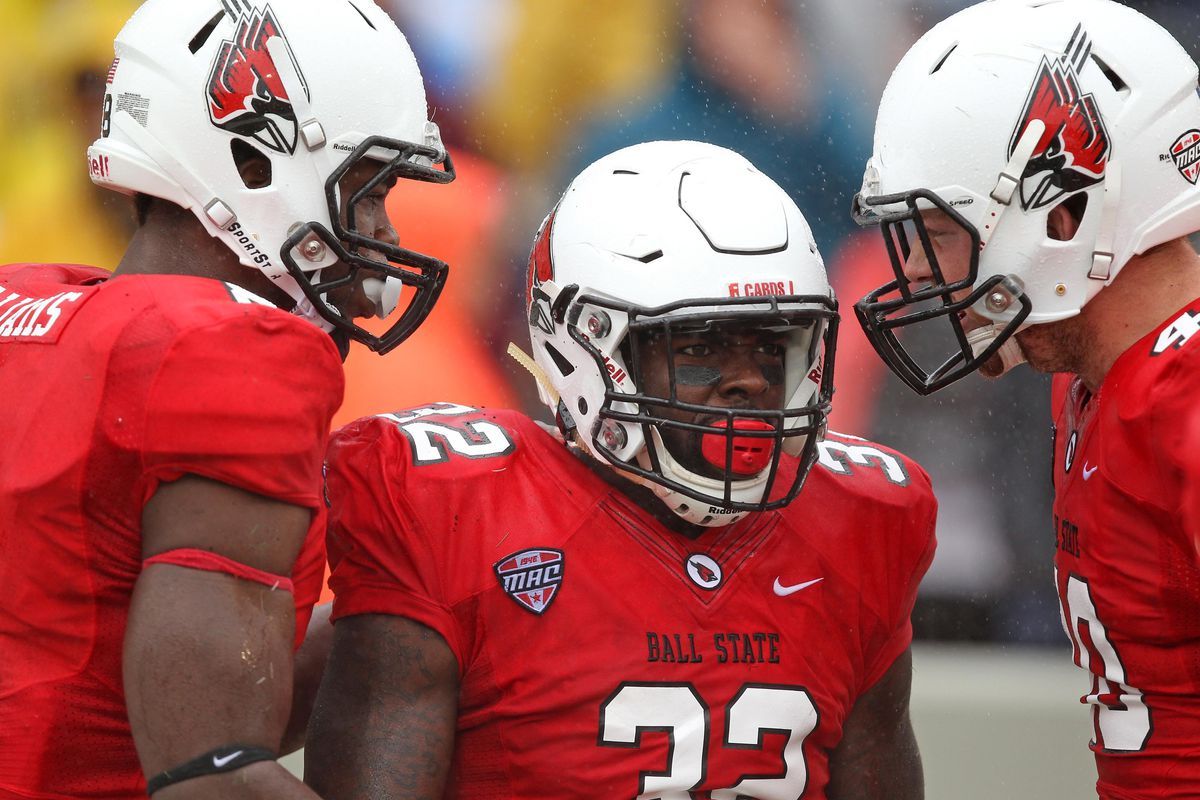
230, 139, 272, 190
577, 398, 588, 415
1047, 194, 1088, 242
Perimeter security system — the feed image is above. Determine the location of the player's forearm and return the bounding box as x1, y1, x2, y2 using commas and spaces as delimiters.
305, 615, 459, 799
827, 716, 923, 800
283, 603, 334, 754
154, 761, 322, 799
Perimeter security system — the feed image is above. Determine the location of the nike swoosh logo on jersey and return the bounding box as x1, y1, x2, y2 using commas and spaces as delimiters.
773, 577, 823, 596
1082, 463, 1099, 480
212, 750, 244, 768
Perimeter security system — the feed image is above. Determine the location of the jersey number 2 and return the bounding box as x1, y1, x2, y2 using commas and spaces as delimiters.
384, 404, 515, 465
599, 682, 817, 798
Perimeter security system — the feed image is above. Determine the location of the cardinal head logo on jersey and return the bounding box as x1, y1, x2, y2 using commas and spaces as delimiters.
685, 553, 722, 590
1008, 24, 1111, 211
494, 548, 564, 615
206, 3, 308, 155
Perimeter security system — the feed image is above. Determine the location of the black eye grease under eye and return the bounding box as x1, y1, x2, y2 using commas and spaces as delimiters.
675, 365, 722, 386
761, 364, 785, 386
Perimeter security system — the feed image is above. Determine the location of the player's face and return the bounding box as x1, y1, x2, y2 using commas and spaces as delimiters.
323, 160, 401, 322
637, 323, 787, 479
902, 208, 1014, 377
900, 208, 973, 294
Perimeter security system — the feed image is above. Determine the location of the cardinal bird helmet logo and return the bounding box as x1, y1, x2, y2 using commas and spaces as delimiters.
685, 553, 722, 590
526, 208, 558, 336
1008, 24, 1112, 211
206, 2, 308, 155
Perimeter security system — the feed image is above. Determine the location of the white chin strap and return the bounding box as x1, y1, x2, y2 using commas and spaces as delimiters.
292, 295, 335, 334
966, 324, 1027, 377
640, 429, 769, 528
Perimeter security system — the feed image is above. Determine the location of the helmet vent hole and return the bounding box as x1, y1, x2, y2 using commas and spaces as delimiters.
346, 1, 377, 30
637, 250, 664, 263
1090, 54, 1128, 95
1048, 193, 1089, 242
230, 139, 272, 189
543, 342, 575, 377
929, 43, 958, 75
612, 169, 639, 176
188, 11, 224, 55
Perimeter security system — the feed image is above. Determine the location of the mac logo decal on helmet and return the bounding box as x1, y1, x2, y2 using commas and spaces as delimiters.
1011, 24, 1111, 211
1171, 130, 1200, 185
206, 3, 306, 155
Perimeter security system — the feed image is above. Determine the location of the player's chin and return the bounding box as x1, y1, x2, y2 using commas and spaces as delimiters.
661, 428, 720, 479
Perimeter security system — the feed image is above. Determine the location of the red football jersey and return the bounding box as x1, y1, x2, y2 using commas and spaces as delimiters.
326, 404, 936, 799
0, 264, 342, 799
1051, 298, 1200, 799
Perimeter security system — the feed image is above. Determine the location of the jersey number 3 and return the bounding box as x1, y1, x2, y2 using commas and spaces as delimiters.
599, 682, 817, 798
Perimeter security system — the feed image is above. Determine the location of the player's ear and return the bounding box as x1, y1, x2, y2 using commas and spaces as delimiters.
231, 140, 272, 190
1047, 195, 1086, 242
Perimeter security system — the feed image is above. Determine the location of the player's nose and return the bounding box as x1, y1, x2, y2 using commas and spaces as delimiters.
716, 350, 770, 399
902, 246, 934, 284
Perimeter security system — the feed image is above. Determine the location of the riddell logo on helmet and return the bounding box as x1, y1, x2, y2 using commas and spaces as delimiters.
806, 356, 823, 385
88, 154, 111, 180
602, 355, 628, 386
206, 4, 308, 155
1171, 130, 1200, 184
1008, 24, 1111, 211
728, 281, 795, 298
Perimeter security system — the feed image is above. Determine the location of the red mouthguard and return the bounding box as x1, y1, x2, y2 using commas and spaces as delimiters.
701, 419, 776, 476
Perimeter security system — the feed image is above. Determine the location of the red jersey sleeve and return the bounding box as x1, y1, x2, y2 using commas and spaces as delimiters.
325, 416, 467, 666
860, 459, 938, 692
137, 306, 341, 644
1155, 353, 1200, 549
139, 308, 343, 508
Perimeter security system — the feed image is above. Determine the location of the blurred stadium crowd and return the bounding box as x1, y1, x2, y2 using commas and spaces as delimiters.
3, 0, 1196, 645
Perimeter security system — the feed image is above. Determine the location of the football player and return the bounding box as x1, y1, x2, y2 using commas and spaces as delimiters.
0, 1, 453, 797
307, 140, 938, 799
851, 0, 1200, 796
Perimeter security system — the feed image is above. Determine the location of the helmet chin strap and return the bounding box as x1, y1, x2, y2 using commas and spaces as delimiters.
947, 120, 1047, 381
978, 119, 1046, 248
959, 123, 1120, 380
640, 428, 771, 527
966, 324, 1028, 377
1088, 159, 1122, 282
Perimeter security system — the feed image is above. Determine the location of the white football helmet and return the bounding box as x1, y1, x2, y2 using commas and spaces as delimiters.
526, 141, 837, 526
853, 0, 1200, 393
88, 0, 454, 353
